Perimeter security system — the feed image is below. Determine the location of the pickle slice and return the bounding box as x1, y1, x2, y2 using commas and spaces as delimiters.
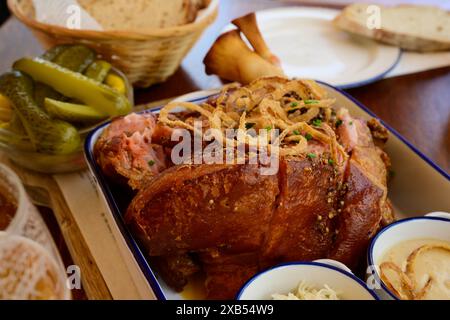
85, 60, 112, 82
0, 71, 81, 155
52, 45, 95, 73
41, 45, 70, 61
39, 45, 97, 106
105, 73, 126, 95
0, 94, 13, 122
5, 110, 26, 135
44, 98, 108, 123
14, 57, 131, 117
34, 82, 67, 108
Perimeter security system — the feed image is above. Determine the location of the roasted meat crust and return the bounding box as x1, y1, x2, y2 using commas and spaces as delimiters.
124, 147, 391, 298
126, 164, 279, 256
96, 79, 394, 299
125, 151, 392, 297
367, 118, 389, 147
328, 147, 386, 267
260, 158, 339, 267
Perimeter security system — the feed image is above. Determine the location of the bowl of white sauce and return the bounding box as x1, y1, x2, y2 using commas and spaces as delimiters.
368, 212, 450, 300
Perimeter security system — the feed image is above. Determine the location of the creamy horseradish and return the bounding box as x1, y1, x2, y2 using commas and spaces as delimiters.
380, 238, 450, 300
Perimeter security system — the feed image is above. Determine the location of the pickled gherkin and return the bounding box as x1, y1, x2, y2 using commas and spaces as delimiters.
0, 94, 13, 122
44, 98, 107, 124
105, 73, 126, 95
38, 45, 98, 107
41, 45, 70, 61
38, 45, 83, 108
14, 57, 131, 117
52, 45, 96, 73
34, 82, 67, 108
85, 60, 112, 82
0, 71, 80, 155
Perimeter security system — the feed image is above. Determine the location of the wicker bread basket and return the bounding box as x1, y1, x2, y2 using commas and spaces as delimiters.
7, 0, 218, 88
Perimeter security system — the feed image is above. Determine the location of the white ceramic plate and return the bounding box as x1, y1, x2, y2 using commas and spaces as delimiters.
223, 7, 401, 89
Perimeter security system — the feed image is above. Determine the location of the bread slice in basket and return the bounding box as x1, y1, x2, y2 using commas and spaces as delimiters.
78, 0, 210, 30
334, 4, 450, 52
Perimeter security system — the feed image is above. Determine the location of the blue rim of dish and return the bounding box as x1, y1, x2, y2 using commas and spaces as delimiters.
336, 50, 403, 89
367, 216, 450, 300
236, 261, 379, 300
84, 83, 449, 301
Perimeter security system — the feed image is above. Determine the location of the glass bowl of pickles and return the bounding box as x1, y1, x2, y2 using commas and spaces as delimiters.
0, 45, 134, 173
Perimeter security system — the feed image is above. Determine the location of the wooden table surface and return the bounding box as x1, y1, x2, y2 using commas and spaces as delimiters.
0, 0, 449, 300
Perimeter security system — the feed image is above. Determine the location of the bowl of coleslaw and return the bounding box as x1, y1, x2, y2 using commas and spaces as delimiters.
237, 259, 378, 300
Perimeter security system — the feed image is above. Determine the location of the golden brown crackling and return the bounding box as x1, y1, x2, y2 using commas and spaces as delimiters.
126, 163, 279, 256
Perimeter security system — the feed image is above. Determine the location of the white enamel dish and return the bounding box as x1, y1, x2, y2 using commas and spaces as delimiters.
85, 83, 450, 300
223, 7, 401, 89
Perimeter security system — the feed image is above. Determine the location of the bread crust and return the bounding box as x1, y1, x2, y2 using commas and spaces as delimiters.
334, 4, 450, 52
78, 0, 210, 30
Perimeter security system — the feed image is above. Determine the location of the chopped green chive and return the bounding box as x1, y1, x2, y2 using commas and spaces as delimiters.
288, 108, 298, 114
265, 125, 272, 131
291, 102, 298, 107
307, 153, 317, 159
305, 133, 313, 141
293, 130, 300, 135
148, 160, 155, 167
245, 122, 255, 129
335, 119, 343, 128
305, 100, 319, 105
328, 159, 334, 165
349, 121, 353, 126
312, 119, 322, 127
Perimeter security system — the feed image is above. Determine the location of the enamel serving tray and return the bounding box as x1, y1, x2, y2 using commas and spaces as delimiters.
85, 83, 450, 300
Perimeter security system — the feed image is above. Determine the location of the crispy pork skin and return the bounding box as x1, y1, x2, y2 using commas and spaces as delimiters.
367, 118, 389, 147
261, 157, 339, 267
125, 164, 279, 256
329, 110, 391, 268
328, 147, 386, 268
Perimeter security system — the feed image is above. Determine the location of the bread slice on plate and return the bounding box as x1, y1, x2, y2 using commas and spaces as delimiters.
77, 0, 210, 30
334, 4, 450, 52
